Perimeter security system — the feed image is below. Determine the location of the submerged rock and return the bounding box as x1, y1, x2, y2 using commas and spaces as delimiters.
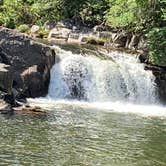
13, 105, 47, 116
0, 99, 12, 114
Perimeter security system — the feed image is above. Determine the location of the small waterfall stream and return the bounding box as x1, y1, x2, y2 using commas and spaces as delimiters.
48, 47, 157, 104
28, 46, 166, 117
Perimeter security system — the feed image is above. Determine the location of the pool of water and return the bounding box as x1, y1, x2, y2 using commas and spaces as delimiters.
0, 102, 166, 166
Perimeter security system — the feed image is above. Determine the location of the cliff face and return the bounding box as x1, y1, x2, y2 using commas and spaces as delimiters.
145, 65, 166, 104
0, 27, 56, 107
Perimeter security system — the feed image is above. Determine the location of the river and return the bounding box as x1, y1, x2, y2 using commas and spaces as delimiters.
0, 46, 166, 165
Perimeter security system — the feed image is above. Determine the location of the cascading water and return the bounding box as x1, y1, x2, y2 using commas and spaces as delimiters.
48, 47, 157, 104
28, 46, 166, 117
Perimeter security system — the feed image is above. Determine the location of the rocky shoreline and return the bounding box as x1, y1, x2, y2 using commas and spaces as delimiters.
0, 25, 166, 114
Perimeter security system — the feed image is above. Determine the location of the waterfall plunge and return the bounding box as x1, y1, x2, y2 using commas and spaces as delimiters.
48, 47, 157, 104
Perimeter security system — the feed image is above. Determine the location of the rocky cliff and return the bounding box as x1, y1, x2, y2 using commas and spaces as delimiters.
0, 27, 56, 109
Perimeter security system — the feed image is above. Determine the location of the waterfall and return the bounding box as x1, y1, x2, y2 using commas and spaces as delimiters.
48, 47, 157, 104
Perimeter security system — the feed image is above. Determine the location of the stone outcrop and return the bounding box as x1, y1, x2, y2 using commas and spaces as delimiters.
0, 63, 13, 94
145, 65, 166, 104
46, 20, 147, 53
0, 27, 56, 107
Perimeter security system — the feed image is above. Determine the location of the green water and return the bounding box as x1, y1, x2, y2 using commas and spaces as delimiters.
0, 104, 166, 166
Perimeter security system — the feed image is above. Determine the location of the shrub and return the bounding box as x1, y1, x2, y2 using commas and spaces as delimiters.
38, 27, 49, 38
147, 27, 166, 67
17, 24, 30, 33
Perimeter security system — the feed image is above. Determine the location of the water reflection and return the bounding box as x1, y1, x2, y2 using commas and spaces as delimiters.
0, 105, 166, 165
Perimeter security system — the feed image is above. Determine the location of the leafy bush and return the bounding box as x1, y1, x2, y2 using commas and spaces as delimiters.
0, 0, 61, 28
17, 24, 30, 33
147, 27, 166, 67
105, 0, 137, 28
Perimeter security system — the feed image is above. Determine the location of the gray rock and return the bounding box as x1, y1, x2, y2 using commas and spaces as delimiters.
0, 63, 13, 94
128, 35, 140, 50
56, 19, 75, 29
44, 20, 57, 30
0, 27, 56, 99
137, 36, 148, 51
98, 31, 112, 39
145, 65, 166, 104
48, 27, 71, 41
113, 33, 127, 48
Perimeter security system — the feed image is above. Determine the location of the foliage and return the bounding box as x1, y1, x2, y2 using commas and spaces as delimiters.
0, 0, 165, 66
38, 27, 49, 38
17, 24, 30, 33
105, 0, 138, 28
147, 27, 166, 66
0, 0, 61, 28
58, 0, 109, 26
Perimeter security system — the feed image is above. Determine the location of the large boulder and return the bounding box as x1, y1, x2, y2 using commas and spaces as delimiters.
0, 27, 56, 101
0, 63, 14, 107
0, 63, 13, 94
145, 65, 166, 104
48, 27, 71, 41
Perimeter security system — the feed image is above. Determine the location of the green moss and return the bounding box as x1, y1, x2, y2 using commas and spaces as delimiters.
38, 28, 49, 38
17, 24, 30, 33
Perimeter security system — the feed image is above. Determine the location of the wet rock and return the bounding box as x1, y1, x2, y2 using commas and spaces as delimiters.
56, 19, 75, 29
13, 105, 47, 115
145, 65, 166, 104
0, 47, 11, 64
21, 65, 49, 97
48, 27, 71, 41
112, 33, 127, 47
0, 63, 13, 94
139, 53, 149, 63
137, 36, 148, 51
0, 27, 56, 100
98, 31, 112, 39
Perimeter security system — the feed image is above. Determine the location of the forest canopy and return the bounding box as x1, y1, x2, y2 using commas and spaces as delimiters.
0, 0, 165, 66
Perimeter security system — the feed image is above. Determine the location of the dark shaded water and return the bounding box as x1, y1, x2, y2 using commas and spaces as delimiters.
0, 103, 166, 166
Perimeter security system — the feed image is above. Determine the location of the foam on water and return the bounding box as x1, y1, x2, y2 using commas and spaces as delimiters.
28, 98, 166, 117
28, 46, 166, 117
48, 47, 157, 104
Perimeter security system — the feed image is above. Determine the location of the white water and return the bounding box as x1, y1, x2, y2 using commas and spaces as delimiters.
28, 46, 166, 117
48, 47, 156, 104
